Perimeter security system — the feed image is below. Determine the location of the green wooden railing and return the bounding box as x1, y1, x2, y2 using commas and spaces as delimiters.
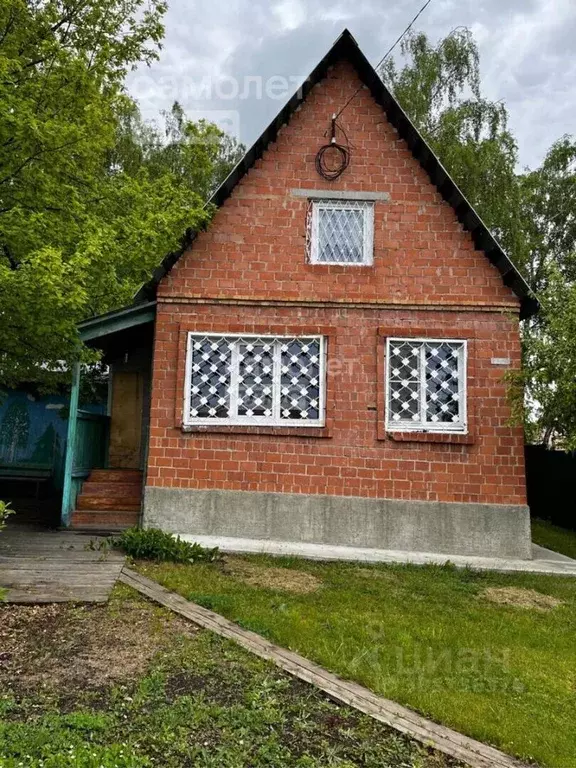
73, 411, 109, 476
60, 410, 109, 525
61, 363, 110, 525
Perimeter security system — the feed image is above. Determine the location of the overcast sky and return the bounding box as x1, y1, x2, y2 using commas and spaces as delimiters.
127, 0, 576, 170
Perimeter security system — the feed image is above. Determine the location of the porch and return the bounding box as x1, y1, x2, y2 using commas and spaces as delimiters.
0, 525, 125, 602
60, 301, 156, 530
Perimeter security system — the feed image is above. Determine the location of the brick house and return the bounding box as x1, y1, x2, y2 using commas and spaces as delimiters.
70, 30, 537, 560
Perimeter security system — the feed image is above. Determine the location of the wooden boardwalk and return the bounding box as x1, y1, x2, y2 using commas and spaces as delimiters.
121, 567, 529, 768
0, 527, 125, 603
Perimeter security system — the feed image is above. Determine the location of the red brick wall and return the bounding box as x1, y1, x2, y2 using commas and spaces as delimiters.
147, 58, 526, 507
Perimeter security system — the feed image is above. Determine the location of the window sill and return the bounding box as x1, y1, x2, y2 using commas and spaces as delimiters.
181, 424, 332, 438
308, 261, 374, 268
384, 431, 475, 445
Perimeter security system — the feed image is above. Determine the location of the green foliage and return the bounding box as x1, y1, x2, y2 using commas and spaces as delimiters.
518, 271, 576, 447
0, 500, 14, 532
383, 29, 576, 447
531, 518, 576, 560
516, 140, 576, 447
0, 590, 448, 767
0, 743, 149, 768
0, 400, 29, 463
138, 555, 576, 767
0, 1, 243, 388
114, 527, 219, 563
382, 30, 526, 267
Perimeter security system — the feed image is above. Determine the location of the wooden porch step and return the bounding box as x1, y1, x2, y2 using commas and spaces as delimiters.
88, 469, 143, 484
72, 469, 143, 530
80, 482, 143, 497
76, 496, 141, 512
71, 510, 140, 528
67, 526, 133, 536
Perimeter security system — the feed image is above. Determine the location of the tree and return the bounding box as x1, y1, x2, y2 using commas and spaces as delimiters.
518, 137, 576, 292
0, 1, 243, 389
382, 29, 576, 448
519, 273, 576, 447
112, 101, 244, 202
0, 398, 30, 463
381, 29, 528, 270
30, 422, 62, 465
0, 0, 163, 386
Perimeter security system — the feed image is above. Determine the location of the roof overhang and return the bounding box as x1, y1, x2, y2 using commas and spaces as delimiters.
78, 301, 156, 344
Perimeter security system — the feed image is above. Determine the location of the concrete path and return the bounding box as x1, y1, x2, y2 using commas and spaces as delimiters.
184, 535, 576, 576
0, 526, 125, 603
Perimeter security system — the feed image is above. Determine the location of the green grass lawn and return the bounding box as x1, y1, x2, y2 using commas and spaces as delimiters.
0, 584, 459, 768
135, 555, 576, 768
531, 518, 576, 560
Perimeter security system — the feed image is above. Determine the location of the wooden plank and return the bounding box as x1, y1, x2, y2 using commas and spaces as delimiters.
120, 568, 529, 768
0, 562, 122, 573
0, 544, 96, 550
0, 570, 120, 585
4, 587, 110, 603
0, 557, 124, 568
0, 528, 125, 603
0, 542, 124, 556
0, 537, 117, 543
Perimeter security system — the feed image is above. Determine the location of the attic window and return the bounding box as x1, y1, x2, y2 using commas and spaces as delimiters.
307, 200, 374, 265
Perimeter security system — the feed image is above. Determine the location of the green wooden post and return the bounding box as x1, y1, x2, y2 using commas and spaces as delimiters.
61, 361, 81, 526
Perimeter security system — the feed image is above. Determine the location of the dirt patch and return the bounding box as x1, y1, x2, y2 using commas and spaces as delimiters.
223, 558, 322, 594
481, 587, 564, 611
0, 590, 196, 702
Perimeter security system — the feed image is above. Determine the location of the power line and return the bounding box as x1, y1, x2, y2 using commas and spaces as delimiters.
334, 0, 435, 120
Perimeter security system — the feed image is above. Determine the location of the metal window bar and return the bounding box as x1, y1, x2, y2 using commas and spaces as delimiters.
386, 338, 467, 433
184, 334, 326, 427
307, 200, 374, 265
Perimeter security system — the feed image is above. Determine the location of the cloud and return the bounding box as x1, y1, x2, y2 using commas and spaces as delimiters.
127, 0, 576, 168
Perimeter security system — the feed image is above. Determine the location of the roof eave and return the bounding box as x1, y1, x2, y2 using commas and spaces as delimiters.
78, 301, 156, 343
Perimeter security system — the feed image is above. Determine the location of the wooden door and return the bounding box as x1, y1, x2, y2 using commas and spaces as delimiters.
108, 371, 143, 469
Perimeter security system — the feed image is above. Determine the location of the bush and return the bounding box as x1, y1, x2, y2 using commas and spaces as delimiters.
0, 500, 14, 532
113, 527, 219, 564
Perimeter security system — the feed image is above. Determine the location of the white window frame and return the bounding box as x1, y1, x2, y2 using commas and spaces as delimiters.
309, 200, 374, 265
385, 337, 468, 434
183, 333, 327, 428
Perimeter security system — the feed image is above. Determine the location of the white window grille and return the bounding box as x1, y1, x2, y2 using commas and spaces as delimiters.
307, 200, 374, 265
184, 334, 326, 427
386, 338, 467, 433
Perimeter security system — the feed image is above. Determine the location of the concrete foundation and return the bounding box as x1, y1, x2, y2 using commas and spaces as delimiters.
143, 487, 532, 560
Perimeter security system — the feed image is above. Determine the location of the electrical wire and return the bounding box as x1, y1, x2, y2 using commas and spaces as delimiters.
314, 0, 435, 180
334, 0, 435, 121
315, 142, 350, 180
315, 116, 351, 180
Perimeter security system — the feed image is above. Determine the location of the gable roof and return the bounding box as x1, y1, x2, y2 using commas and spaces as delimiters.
136, 28, 538, 319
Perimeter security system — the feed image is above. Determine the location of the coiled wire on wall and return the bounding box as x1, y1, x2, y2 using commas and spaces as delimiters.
315, 115, 350, 181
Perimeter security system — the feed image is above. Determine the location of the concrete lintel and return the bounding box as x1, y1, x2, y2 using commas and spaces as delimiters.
291, 189, 391, 201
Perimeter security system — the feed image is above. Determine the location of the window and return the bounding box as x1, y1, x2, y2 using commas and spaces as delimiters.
386, 338, 467, 433
308, 200, 374, 265
184, 334, 326, 427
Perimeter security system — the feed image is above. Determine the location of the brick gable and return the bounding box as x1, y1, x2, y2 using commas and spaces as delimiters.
159, 60, 518, 311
